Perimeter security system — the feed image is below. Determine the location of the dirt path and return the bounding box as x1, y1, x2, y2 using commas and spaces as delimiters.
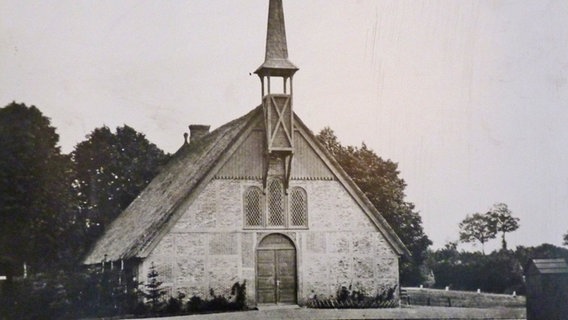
138, 306, 526, 320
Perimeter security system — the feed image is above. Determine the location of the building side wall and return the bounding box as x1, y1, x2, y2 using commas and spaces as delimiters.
140, 178, 399, 306
526, 274, 568, 320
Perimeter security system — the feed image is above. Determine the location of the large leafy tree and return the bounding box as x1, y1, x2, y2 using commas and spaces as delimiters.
73, 125, 168, 248
317, 127, 431, 285
515, 243, 568, 268
563, 232, 568, 247
427, 248, 524, 294
459, 212, 497, 254
487, 203, 519, 250
0, 102, 76, 270
427, 243, 568, 294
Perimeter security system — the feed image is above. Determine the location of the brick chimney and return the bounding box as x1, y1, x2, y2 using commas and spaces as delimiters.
188, 124, 210, 143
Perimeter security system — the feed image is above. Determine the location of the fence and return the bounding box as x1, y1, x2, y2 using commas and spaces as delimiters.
401, 287, 525, 308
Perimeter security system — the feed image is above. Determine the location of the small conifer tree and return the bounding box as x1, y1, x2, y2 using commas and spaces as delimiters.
143, 262, 166, 314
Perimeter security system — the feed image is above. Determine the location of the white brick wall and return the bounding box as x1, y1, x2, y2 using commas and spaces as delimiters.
141, 178, 399, 305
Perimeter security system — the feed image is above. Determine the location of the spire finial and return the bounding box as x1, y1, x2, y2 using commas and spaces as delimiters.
255, 0, 298, 77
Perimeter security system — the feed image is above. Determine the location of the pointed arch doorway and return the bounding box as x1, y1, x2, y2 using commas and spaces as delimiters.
256, 234, 297, 304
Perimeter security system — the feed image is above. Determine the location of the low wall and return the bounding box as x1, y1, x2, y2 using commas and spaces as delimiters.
402, 287, 525, 308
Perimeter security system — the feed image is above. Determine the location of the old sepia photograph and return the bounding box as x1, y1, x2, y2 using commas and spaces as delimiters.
1, 1, 567, 319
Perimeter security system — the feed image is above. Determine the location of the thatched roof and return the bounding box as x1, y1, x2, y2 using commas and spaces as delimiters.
83, 106, 262, 264
84, 105, 410, 264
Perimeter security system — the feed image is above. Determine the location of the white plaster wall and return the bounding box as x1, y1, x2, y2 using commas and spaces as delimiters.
298, 180, 399, 303
140, 178, 400, 306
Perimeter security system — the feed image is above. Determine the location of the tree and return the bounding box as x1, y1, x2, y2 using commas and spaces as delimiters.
73, 125, 168, 247
563, 232, 568, 247
426, 243, 568, 295
515, 243, 568, 269
0, 102, 76, 270
143, 262, 165, 314
427, 247, 524, 294
426, 241, 460, 265
459, 213, 497, 254
317, 127, 431, 285
487, 203, 519, 250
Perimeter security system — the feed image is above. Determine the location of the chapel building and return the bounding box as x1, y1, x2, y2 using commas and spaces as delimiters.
84, 0, 409, 306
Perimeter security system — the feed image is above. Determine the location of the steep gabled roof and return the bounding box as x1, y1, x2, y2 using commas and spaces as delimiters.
83, 106, 262, 264
84, 106, 410, 264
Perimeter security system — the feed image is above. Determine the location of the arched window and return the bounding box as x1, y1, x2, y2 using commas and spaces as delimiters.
290, 187, 308, 227
267, 179, 285, 226
244, 186, 263, 227
242, 182, 308, 229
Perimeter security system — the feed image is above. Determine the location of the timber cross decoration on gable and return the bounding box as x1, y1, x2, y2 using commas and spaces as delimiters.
262, 92, 294, 193
265, 94, 293, 151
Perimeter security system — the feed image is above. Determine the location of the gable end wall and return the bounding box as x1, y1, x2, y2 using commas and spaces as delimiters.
140, 177, 399, 305
138, 120, 398, 306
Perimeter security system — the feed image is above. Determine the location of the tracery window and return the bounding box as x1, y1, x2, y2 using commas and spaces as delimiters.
267, 179, 285, 227
290, 187, 308, 227
244, 186, 263, 227
243, 182, 308, 229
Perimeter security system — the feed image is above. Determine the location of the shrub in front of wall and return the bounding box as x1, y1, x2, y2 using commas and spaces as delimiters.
307, 284, 398, 309
164, 292, 185, 315
186, 295, 204, 313
181, 281, 248, 315
231, 280, 247, 310
200, 282, 247, 313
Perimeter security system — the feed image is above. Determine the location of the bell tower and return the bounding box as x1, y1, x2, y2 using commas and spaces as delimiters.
255, 0, 298, 191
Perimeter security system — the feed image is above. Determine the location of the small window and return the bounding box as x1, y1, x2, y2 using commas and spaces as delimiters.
290, 187, 308, 227
244, 186, 263, 227
267, 179, 285, 226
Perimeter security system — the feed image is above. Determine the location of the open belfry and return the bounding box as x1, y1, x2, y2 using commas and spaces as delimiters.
84, 0, 408, 306
255, 0, 297, 192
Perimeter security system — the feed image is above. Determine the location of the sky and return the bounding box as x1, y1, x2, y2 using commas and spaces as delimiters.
1, 0, 567, 252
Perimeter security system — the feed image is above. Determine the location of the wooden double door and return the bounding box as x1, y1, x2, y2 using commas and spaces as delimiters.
257, 234, 297, 304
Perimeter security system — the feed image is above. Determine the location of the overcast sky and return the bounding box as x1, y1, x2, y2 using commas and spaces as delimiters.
2, 0, 567, 252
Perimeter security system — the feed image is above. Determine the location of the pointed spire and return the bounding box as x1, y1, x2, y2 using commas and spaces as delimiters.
265, 0, 289, 62
255, 0, 298, 77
